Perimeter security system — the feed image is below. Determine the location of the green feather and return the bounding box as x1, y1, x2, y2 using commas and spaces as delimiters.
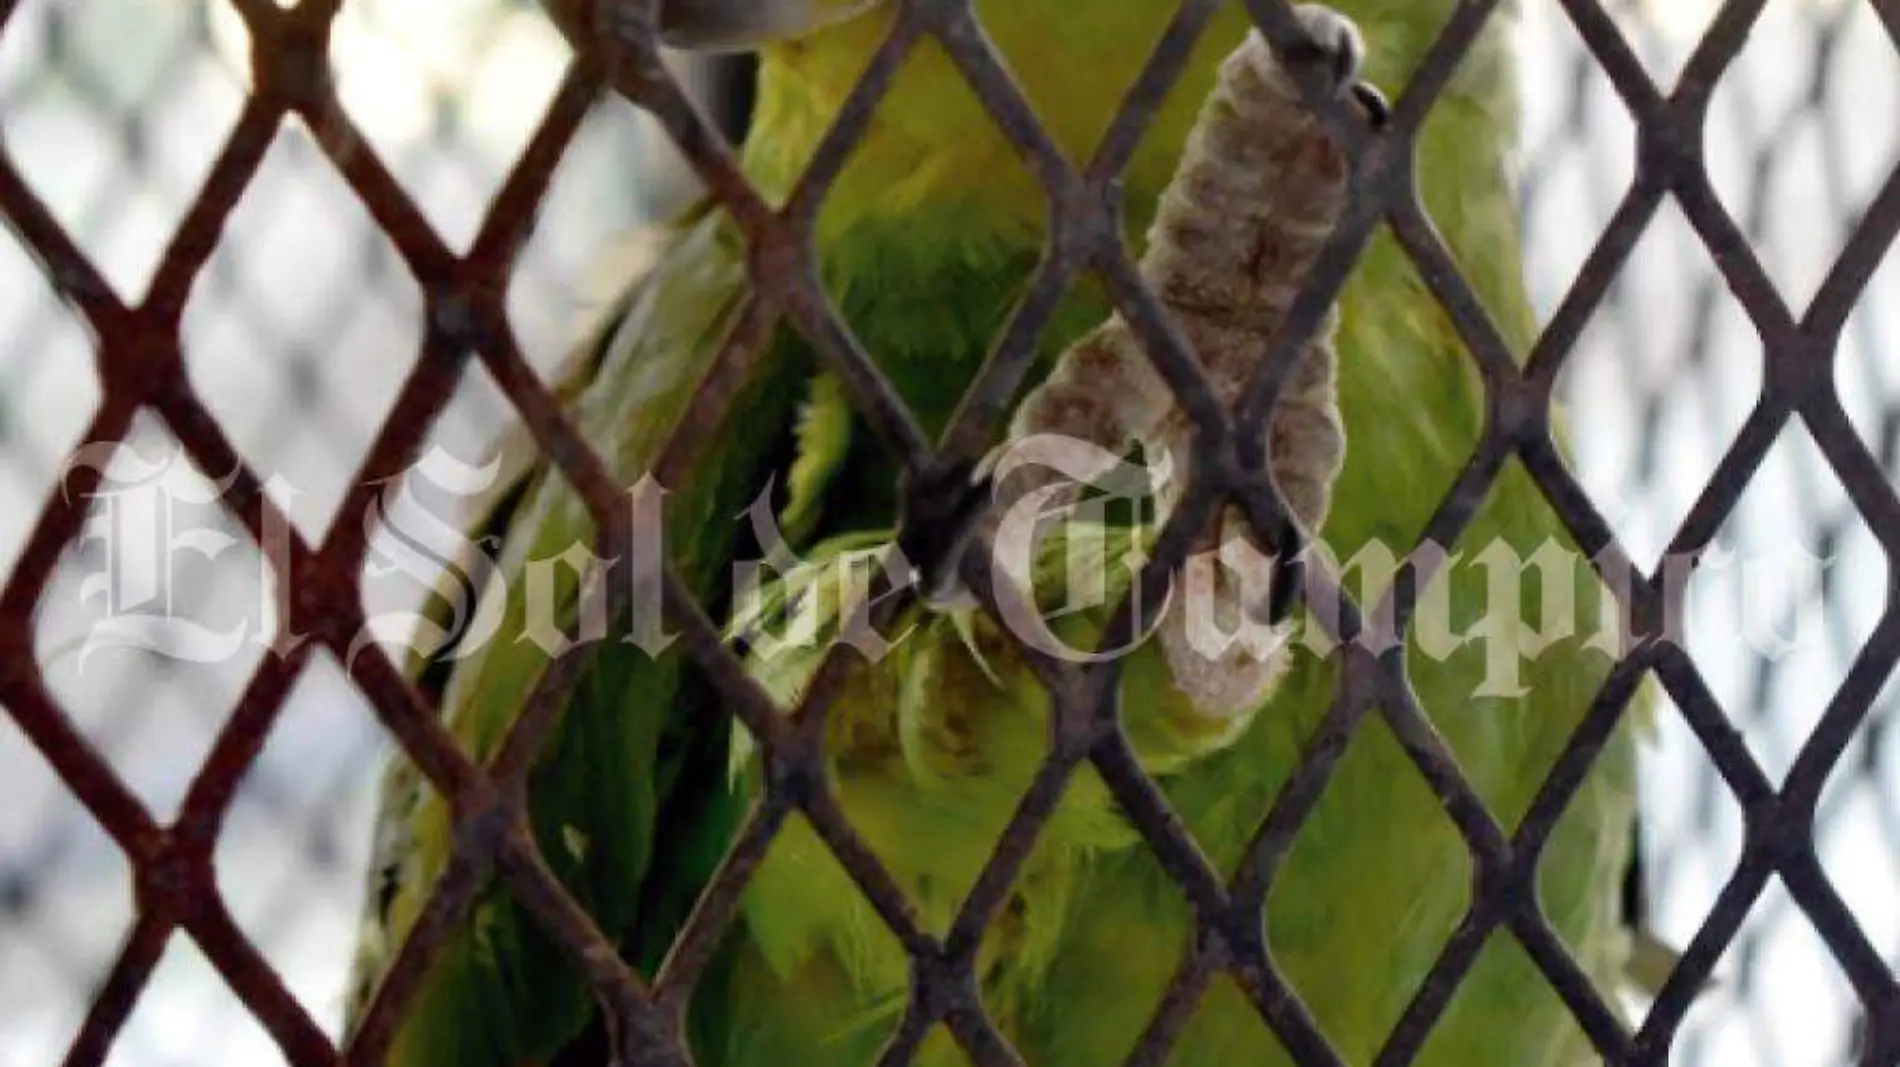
355, 4, 1642, 1065
782, 374, 855, 546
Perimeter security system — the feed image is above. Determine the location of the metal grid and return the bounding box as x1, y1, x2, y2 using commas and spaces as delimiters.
1517, 3, 1900, 1060
1, 1, 1898, 1066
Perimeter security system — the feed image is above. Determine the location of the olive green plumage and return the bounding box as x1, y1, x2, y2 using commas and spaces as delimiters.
351, 3, 1638, 1065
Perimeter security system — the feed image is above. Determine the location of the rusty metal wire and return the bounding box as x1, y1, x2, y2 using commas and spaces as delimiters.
2, 0, 1899, 1065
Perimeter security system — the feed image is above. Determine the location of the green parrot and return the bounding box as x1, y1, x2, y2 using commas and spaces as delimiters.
347, 2, 1641, 1065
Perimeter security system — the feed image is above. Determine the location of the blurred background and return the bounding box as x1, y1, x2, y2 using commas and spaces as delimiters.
0, 0, 1895, 1064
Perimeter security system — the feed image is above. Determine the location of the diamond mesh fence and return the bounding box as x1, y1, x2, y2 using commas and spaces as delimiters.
0, 0, 1895, 1065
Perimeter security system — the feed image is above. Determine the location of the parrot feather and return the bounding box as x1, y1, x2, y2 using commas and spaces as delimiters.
352, 5, 1645, 1066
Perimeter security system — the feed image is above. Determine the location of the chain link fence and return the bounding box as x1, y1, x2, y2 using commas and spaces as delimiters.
0, 0, 1896, 1064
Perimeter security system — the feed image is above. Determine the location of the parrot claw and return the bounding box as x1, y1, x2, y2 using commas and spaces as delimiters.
1157, 508, 1298, 721
924, 572, 982, 614
1284, 4, 1367, 95
899, 457, 994, 609
1279, 4, 1389, 129
949, 605, 1006, 686
1351, 82, 1391, 128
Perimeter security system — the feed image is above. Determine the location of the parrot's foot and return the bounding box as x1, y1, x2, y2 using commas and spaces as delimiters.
1157, 507, 1297, 720
1282, 4, 1368, 93
898, 456, 993, 611
1275, 4, 1391, 127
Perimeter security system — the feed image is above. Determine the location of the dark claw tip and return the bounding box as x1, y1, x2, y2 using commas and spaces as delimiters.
1351, 82, 1391, 129
898, 459, 992, 602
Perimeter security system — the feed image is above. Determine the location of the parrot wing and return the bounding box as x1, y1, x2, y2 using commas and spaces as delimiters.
348, 202, 810, 1067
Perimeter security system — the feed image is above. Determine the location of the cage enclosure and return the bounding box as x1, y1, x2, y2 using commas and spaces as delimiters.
1, 1, 1898, 1065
